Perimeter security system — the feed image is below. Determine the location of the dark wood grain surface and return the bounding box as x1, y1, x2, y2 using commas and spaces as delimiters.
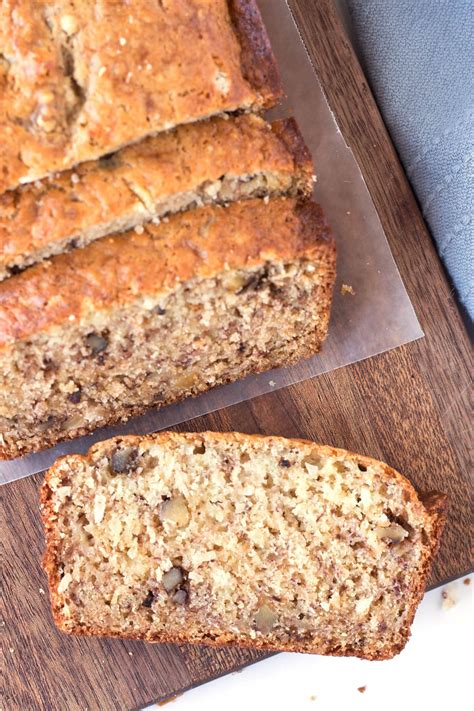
2, 1, 472, 709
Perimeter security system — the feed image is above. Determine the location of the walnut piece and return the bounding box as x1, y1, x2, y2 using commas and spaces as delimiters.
222, 272, 246, 292
175, 372, 198, 390
85, 333, 108, 355
254, 604, 277, 634
110, 447, 139, 474
159, 496, 190, 527
162, 566, 189, 605
162, 567, 184, 592
172, 589, 188, 605
376, 523, 409, 544
63, 414, 85, 431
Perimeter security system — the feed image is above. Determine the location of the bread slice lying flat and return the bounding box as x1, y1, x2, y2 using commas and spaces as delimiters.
41, 432, 446, 659
0, 198, 335, 459
0, 115, 312, 280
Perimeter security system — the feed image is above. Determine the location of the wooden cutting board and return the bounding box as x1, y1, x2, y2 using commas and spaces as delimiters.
2, 1, 471, 709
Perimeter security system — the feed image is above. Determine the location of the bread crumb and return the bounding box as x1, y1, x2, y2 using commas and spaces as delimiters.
356, 597, 373, 614
39, 587, 45, 595
39, 92, 55, 108
98, 66, 107, 77
312, 174, 317, 183
269, 380, 276, 387
341, 283, 355, 296
441, 587, 458, 610
58, 573, 73, 593
126, 72, 133, 84
346, 211, 351, 215
60, 14, 78, 35
119, 37, 127, 46
464, 578, 471, 585
357, 686, 366, 694
71, 173, 80, 184
128, 651, 133, 656
134, 225, 144, 235
263, 195, 270, 204
157, 694, 182, 707
93, 494, 106, 524
214, 70, 230, 95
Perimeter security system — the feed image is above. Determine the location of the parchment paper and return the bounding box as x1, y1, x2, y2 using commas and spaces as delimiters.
0, 0, 422, 484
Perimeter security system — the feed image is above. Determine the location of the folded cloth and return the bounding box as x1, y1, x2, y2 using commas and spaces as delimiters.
346, 0, 473, 319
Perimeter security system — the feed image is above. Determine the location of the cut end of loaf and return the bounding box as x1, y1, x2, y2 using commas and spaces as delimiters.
0, 257, 333, 459
0, 198, 336, 460
41, 432, 446, 659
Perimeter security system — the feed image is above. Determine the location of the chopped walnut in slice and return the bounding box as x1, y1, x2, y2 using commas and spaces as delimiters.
254, 604, 277, 634
159, 496, 190, 528
376, 523, 409, 544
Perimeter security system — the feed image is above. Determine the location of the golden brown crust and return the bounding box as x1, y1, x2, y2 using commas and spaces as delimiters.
227, 0, 283, 104
0, 198, 335, 348
0, 0, 281, 192
41, 432, 447, 659
0, 115, 313, 279
40, 620, 399, 660
391, 491, 447, 651
271, 118, 314, 175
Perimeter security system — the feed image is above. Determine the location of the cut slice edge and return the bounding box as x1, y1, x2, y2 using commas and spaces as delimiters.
0, 116, 313, 280
40, 431, 447, 660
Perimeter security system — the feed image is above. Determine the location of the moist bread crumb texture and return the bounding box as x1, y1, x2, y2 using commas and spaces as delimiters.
0, 199, 336, 459
41, 432, 446, 659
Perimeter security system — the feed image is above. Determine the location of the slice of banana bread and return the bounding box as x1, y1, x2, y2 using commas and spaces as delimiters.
0, 116, 312, 280
41, 431, 446, 659
0, 0, 281, 193
0, 198, 336, 460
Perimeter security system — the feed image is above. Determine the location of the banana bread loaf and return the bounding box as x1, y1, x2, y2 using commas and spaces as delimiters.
41, 431, 446, 659
0, 0, 281, 192
0, 116, 312, 280
0, 198, 336, 459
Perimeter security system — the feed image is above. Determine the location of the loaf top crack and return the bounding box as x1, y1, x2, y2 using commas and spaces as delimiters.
0, 197, 335, 348
0, 0, 281, 192
41, 431, 446, 659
